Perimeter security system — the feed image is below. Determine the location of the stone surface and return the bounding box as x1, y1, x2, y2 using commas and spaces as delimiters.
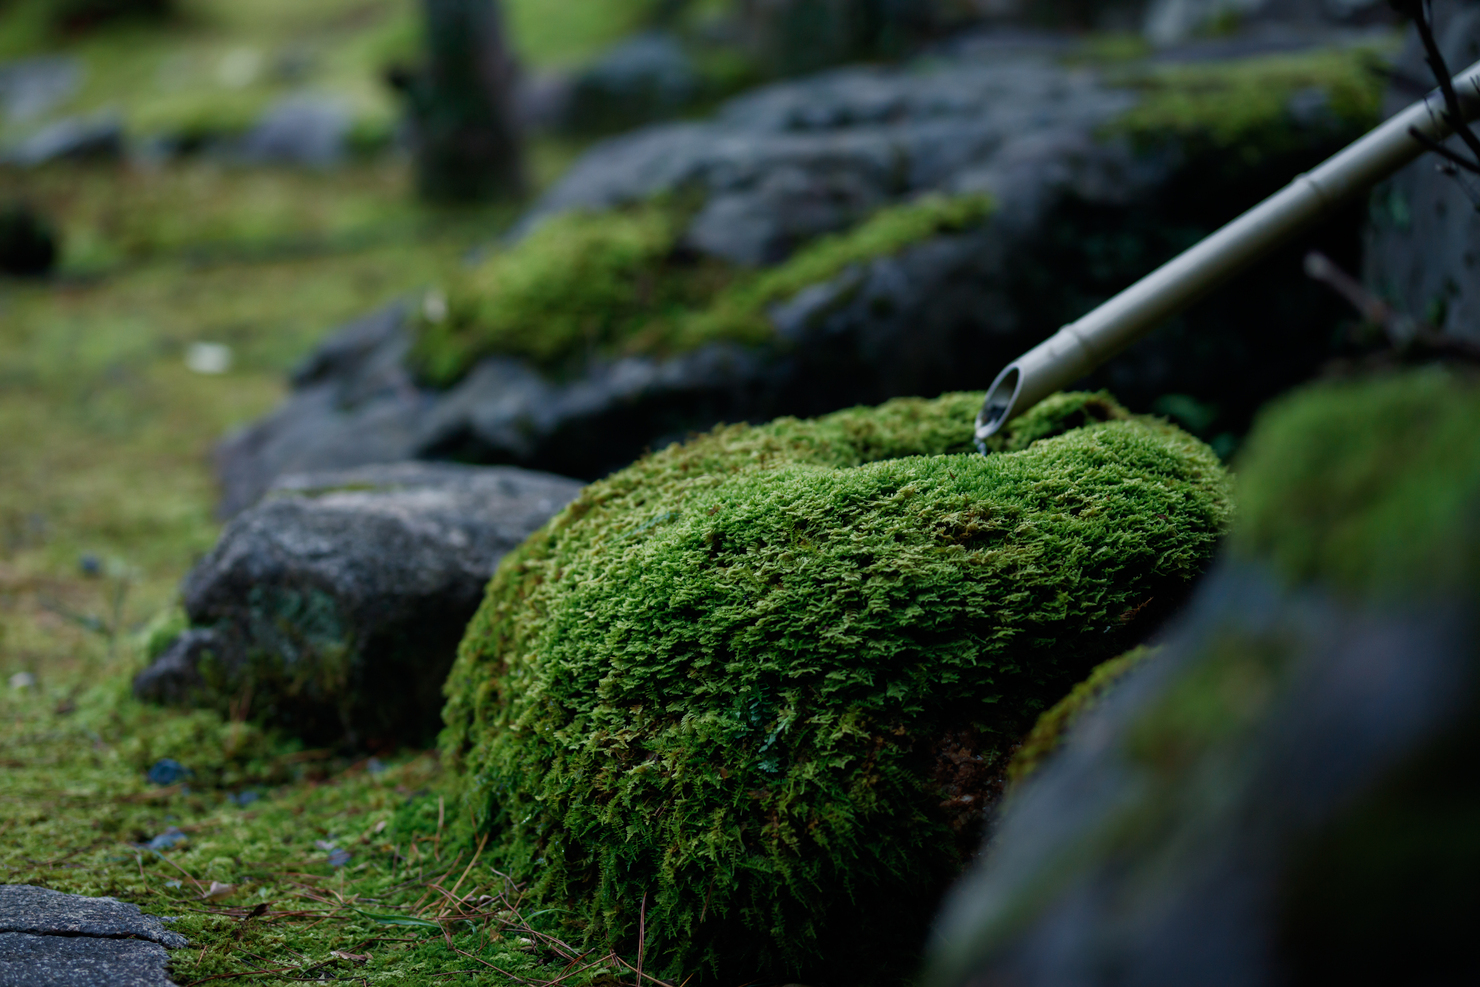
1365, 0, 1480, 343
0, 57, 82, 125
0, 933, 174, 987
217, 33, 1371, 508
564, 32, 699, 134
2, 112, 123, 167
1143, 0, 1392, 46
0, 885, 184, 987
0, 885, 185, 948
927, 563, 1475, 987
134, 461, 583, 744
237, 93, 352, 167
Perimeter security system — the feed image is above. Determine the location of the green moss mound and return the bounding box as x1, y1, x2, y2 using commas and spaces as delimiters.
1231, 368, 1480, 603
440, 391, 1232, 983
409, 193, 994, 386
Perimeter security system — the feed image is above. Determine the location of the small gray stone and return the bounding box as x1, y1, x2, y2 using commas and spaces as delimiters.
0, 933, 173, 987
135, 462, 584, 744
238, 93, 352, 167
3, 112, 123, 167
0, 886, 186, 949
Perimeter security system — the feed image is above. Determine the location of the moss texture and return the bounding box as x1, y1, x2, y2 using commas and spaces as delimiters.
409, 193, 994, 385
1231, 368, 1480, 602
440, 390, 1233, 984
1108, 46, 1387, 166
1005, 645, 1158, 788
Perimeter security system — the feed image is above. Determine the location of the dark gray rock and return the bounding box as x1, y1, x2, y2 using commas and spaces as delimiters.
0, 885, 185, 948
237, 93, 353, 167
1365, 0, 1480, 343
1143, 0, 1393, 47
564, 32, 699, 134
3, 112, 123, 167
0, 933, 173, 987
925, 560, 1478, 987
0, 885, 184, 987
218, 37, 1370, 508
130, 628, 221, 707
134, 462, 583, 744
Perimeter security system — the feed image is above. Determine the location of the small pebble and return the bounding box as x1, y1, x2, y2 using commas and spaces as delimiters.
8, 672, 36, 690
146, 758, 191, 786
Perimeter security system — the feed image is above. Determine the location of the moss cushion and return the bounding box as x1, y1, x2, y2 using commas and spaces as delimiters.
440, 391, 1233, 983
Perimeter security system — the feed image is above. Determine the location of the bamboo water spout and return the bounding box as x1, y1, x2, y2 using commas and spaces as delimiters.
975, 58, 1480, 445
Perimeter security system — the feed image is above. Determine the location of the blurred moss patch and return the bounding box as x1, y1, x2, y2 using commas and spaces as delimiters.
412, 192, 995, 385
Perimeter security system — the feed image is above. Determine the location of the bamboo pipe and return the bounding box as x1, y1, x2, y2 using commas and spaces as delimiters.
975, 57, 1480, 445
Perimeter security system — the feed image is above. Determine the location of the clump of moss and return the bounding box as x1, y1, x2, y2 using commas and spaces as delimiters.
409, 193, 994, 386
1108, 45, 1387, 166
1231, 368, 1480, 603
440, 390, 1232, 984
1006, 645, 1159, 788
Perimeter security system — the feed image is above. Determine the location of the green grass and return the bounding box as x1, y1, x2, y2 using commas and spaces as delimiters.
0, 677, 649, 986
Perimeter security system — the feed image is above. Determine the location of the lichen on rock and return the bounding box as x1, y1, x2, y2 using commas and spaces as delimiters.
440, 390, 1232, 983
409, 192, 994, 386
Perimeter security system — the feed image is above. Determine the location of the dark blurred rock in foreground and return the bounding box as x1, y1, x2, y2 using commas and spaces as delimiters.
135, 462, 582, 745
1365, 0, 1480, 343
927, 369, 1480, 987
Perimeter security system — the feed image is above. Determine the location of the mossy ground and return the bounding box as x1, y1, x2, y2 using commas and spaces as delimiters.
410, 192, 995, 385
0, 677, 658, 986
0, 0, 669, 150
441, 392, 1232, 985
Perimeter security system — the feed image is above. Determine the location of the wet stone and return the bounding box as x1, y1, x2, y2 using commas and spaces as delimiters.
0, 885, 184, 987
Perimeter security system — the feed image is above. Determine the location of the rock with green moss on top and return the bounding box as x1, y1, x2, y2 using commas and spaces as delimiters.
410, 192, 995, 386
218, 41, 1385, 510
928, 369, 1480, 987
440, 390, 1233, 984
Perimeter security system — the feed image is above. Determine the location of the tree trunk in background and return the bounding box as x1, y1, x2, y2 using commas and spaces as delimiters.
408, 0, 525, 203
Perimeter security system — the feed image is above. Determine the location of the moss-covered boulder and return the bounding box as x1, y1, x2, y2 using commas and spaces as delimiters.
440, 391, 1232, 983
927, 369, 1480, 987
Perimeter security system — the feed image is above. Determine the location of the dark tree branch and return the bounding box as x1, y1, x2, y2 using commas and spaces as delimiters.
1408, 125, 1480, 173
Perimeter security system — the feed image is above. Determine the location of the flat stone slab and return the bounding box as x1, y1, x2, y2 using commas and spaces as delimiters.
0, 933, 174, 987
0, 886, 183, 986
0, 886, 185, 948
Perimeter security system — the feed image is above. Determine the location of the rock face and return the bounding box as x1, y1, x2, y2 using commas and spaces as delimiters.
0, 885, 184, 987
238, 94, 353, 167
217, 33, 1375, 511
134, 462, 583, 745
926, 370, 1480, 987
563, 32, 699, 134
1365, 0, 1480, 343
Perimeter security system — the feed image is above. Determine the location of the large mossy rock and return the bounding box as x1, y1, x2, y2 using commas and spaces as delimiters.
217, 37, 1381, 511
440, 391, 1233, 984
927, 369, 1480, 987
